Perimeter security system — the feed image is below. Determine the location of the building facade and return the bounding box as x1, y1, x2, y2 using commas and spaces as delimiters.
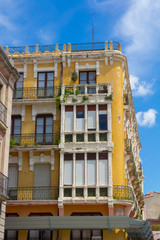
0, 46, 19, 239
5, 42, 144, 240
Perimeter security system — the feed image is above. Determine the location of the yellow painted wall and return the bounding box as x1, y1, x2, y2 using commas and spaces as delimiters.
18, 152, 33, 187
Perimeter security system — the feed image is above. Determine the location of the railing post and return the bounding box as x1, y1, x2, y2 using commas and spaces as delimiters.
55, 44, 58, 54
105, 41, 108, 50
110, 41, 113, 50
119, 43, 122, 52
25, 46, 28, 56
5, 46, 9, 54
63, 44, 66, 52
68, 43, 71, 52
35, 44, 39, 56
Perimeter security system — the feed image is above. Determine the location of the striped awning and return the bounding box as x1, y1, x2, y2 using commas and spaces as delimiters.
5, 216, 153, 240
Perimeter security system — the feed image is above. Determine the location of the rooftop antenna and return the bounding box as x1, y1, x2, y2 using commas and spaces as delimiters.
92, 12, 94, 48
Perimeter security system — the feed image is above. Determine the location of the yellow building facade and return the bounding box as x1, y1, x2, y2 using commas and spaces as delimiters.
5, 42, 144, 240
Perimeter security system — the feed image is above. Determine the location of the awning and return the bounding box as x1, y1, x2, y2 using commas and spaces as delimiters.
5, 216, 153, 240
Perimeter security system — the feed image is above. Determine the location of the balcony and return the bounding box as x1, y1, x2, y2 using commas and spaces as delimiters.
113, 185, 134, 201
8, 186, 58, 200
0, 101, 7, 129
0, 172, 8, 200
125, 139, 132, 153
10, 133, 60, 147
13, 87, 60, 100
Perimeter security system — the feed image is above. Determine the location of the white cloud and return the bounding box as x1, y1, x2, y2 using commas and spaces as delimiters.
116, 0, 160, 57
136, 109, 158, 127
130, 75, 153, 97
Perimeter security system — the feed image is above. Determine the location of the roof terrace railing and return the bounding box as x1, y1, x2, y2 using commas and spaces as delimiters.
4, 41, 122, 54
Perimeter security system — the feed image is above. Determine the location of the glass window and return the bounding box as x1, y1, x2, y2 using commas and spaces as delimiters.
99, 105, 107, 131
38, 72, 54, 97
11, 116, 21, 144
36, 115, 53, 144
79, 71, 96, 85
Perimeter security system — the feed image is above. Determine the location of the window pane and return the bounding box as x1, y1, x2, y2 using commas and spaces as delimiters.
30, 230, 39, 238
99, 120, 107, 130
99, 160, 108, 185
47, 80, 54, 87
72, 230, 81, 240
79, 72, 87, 84
7, 230, 17, 238
76, 112, 84, 118
87, 160, 96, 186
36, 126, 43, 134
37, 118, 44, 126
13, 126, 21, 135
64, 161, 73, 185
14, 118, 21, 127
88, 111, 96, 130
99, 114, 107, 121
38, 81, 45, 88
46, 117, 53, 126
47, 72, 54, 81
46, 126, 52, 133
65, 112, 73, 132
82, 230, 91, 239
88, 71, 96, 84
38, 73, 45, 81
76, 160, 84, 186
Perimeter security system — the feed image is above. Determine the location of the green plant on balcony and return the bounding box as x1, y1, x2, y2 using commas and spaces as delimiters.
55, 139, 61, 145
10, 138, 17, 147
75, 88, 80, 95
105, 94, 112, 100
71, 71, 77, 82
82, 95, 89, 102
55, 96, 61, 108
72, 98, 77, 102
65, 88, 74, 96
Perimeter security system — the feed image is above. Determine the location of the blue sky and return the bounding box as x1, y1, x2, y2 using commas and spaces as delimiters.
0, 0, 159, 194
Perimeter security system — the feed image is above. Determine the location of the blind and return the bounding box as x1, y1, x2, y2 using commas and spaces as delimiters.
64, 161, 73, 185
65, 112, 73, 132
88, 111, 96, 130
87, 160, 96, 186
99, 160, 108, 185
76, 118, 84, 131
8, 165, 18, 188
76, 160, 84, 186
34, 164, 51, 187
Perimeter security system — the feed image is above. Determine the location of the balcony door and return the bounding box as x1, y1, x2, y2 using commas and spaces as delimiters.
37, 72, 54, 98
79, 71, 96, 94
8, 164, 18, 200
36, 115, 53, 145
34, 164, 51, 200
14, 73, 23, 99
11, 116, 21, 144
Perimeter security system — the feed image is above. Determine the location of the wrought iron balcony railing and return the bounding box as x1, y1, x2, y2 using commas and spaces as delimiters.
125, 139, 132, 153
5, 41, 121, 54
0, 172, 8, 200
113, 185, 134, 201
8, 186, 58, 200
10, 133, 60, 147
0, 101, 7, 126
13, 87, 60, 100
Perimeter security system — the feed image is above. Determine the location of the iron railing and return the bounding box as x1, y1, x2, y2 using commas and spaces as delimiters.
5, 41, 120, 54
0, 172, 8, 199
13, 87, 60, 100
0, 101, 7, 126
125, 139, 132, 153
8, 186, 58, 200
10, 133, 60, 147
113, 185, 134, 201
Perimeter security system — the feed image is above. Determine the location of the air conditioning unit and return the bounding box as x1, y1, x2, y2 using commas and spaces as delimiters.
92, 237, 102, 240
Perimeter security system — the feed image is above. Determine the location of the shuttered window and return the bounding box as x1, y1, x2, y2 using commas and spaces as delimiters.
65, 106, 73, 132
76, 160, 84, 186
87, 160, 96, 186
88, 105, 96, 131
76, 106, 84, 131
8, 165, 18, 188
64, 161, 73, 186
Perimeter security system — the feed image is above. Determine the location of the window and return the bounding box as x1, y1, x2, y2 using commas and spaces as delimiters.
11, 116, 21, 144
8, 164, 18, 200
37, 72, 54, 97
76, 154, 84, 186
71, 213, 102, 240
79, 71, 96, 94
87, 105, 96, 131
5, 213, 18, 240
65, 106, 73, 132
76, 106, 84, 131
99, 105, 107, 130
36, 115, 53, 144
99, 152, 108, 186
14, 73, 23, 99
64, 154, 73, 186
87, 153, 96, 186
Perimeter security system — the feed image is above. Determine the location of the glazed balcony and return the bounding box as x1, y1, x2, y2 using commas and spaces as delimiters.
8, 186, 58, 201
113, 185, 134, 201
13, 87, 60, 100
10, 133, 60, 147
0, 172, 9, 201
0, 101, 7, 129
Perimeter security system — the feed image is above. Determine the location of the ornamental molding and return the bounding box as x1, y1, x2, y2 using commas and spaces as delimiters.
9, 151, 22, 171
33, 61, 57, 78
29, 150, 54, 171
75, 61, 100, 75
12, 105, 25, 121
17, 60, 27, 78
32, 102, 56, 121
